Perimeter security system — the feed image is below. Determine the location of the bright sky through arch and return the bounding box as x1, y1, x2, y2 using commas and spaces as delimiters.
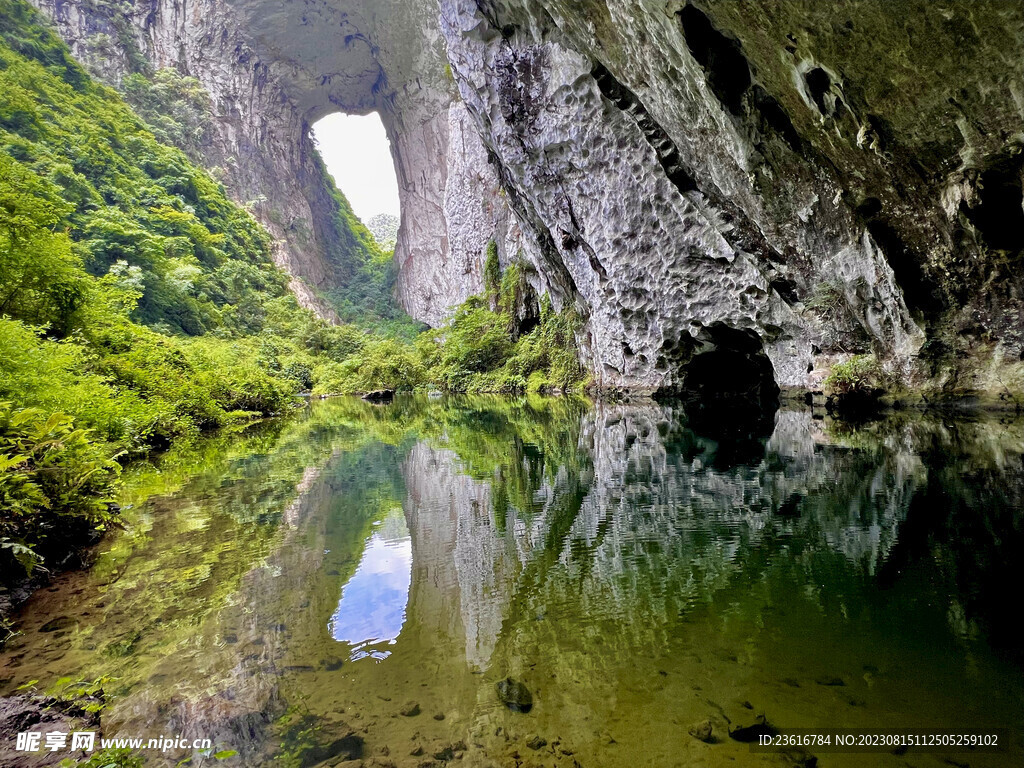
312, 112, 400, 222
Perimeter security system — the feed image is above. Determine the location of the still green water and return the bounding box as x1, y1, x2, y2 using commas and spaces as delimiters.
2, 396, 1022, 767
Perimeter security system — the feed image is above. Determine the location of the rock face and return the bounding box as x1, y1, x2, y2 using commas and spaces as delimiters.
31, 0, 1024, 395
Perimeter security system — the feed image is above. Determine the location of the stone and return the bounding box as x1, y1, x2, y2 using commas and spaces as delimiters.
39, 616, 75, 632
814, 676, 846, 687
432, 712, 445, 721
362, 390, 395, 404
432, 745, 454, 761
399, 701, 421, 717
496, 678, 533, 713
525, 734, 547, 750
687, 719, 713, 743
728, 716, 777, 743
0, 693, 100, 767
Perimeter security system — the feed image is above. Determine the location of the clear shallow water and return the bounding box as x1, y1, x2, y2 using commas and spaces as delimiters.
1, 396, 1022, 767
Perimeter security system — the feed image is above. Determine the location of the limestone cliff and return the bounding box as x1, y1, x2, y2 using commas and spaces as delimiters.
31, 0, 1024, 397
31, 0, 515, 323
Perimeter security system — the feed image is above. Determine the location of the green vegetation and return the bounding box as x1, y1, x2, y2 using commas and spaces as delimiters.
0, 0, 584, 585
0, 403, 121, 574
823, 354, 886, 408
60, 748, 143, 768
418, 259, 586, 395
483, 239, 501, 297
121, 68, 214, 160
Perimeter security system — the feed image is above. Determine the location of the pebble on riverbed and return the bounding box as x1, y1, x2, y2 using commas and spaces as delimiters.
687, 719, 714, 743
728, 715, 777, 743
814, 676, 845, 686
496, 677, 533, 713
526, 734, 547, 750
399, 701, 421, 717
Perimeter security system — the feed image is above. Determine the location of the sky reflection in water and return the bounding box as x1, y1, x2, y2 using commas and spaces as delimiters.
329, 511, 412, 661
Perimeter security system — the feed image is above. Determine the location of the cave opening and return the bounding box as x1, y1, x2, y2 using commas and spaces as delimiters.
670, 326, 780, 465
311, 111, 401, 238
679, 326, 779, 407
677, 4, 752, 116
967, 155, 1024, 253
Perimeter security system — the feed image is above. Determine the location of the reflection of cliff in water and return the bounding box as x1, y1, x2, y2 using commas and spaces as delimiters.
400, 402, 1023, 671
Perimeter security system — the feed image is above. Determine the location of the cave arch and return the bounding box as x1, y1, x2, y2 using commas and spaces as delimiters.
671, 326, 780, 462
680, 325, 780, 407
312, 112, 400, 225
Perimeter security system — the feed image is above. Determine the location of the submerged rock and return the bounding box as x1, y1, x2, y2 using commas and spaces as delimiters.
0, 693, 101, 767
297, 727, 362, 768
814, 676, 846, 687
728, 716, 778, 743
399, 700, 421, 717
362, 390, 395, 404
496, 678, 533, 713
39, 615, 75, 633
687, 719, 714, 743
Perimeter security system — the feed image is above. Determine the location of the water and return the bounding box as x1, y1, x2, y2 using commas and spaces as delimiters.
1, 396, 1022, 767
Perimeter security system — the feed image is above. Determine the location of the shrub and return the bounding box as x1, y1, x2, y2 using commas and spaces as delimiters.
439, 298, 512, 374
823, 355, 884, 397
483, 239, 500, 297
312, 338, 424, 394
0, 402, 121, 576
0, 318, 172, 449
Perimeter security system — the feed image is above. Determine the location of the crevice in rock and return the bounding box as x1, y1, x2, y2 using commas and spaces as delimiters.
866, 219, 943, 321
591, 62, 698, 193
676, 4, 801, 153
856, 197, 944, 322
751, 85, 802, 152
804, 67, 832, 115
483, 146, 585, 308
590, 59, 793, 283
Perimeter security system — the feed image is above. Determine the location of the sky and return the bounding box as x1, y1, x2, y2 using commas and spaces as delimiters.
312, 112, 401, 222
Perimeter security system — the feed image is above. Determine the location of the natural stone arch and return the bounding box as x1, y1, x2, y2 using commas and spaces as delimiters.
33, 0, 522, 326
